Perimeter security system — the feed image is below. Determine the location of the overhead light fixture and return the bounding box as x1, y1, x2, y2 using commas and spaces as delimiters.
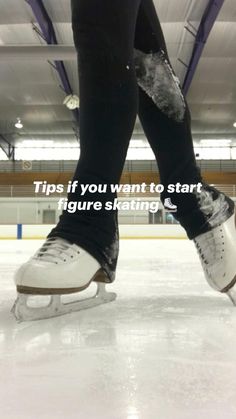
200, 139, 232, 147
15, 118, 23, 129
63, 94, 80, 110
233, 122, 236, 128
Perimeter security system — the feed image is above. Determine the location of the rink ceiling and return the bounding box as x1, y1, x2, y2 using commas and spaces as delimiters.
0, 0, 236, 147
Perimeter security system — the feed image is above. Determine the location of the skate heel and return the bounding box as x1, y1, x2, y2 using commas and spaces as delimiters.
227, 288, 236, 306
93, 268, 111, 284
221, 274, 236, 306
220, 273, 236, 306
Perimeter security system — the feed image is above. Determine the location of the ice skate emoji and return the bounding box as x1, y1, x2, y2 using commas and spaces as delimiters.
164, 198, 177, 213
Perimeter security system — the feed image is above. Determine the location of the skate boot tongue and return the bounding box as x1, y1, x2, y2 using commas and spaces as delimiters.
33, 237, 79, 264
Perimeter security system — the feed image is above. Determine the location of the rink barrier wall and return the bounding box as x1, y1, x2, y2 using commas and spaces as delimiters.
0, 224, 187, 240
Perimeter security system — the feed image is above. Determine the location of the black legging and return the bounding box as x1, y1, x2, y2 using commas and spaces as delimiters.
48, 0, 231, 282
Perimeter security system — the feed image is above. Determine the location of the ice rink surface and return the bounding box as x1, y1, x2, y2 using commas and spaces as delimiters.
1, 239, 236, 419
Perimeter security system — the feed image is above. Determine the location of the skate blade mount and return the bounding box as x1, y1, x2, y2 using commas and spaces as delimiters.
227, 287, 236, 306
11, 283, 117, 323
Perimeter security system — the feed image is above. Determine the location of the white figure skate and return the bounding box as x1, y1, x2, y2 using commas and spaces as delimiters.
12, 237, 116, 322
193, 210, 236, 304
164, 198, 178, 212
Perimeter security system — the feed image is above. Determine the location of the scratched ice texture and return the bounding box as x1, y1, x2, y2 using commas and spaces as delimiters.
1, 239, 236, 419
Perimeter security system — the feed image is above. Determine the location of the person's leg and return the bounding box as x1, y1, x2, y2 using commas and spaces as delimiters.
133, 0, 236, 300
134, 0, 234, 239
48, 0, 141, 282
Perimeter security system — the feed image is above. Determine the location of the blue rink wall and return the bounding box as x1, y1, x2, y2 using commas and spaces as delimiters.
0, 224, 187, 240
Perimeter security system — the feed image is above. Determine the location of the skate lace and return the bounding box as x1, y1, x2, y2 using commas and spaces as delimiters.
33, 237, 80, 264
194, 228, 225, 276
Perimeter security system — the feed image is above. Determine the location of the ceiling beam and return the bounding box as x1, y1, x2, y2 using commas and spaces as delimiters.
0, 135, 15, 160
0, 45, 76, 61
25, 0, 79, 124
183, 0, 225, 95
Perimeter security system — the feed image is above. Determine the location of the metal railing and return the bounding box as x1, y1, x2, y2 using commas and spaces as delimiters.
1, 159, 236, 173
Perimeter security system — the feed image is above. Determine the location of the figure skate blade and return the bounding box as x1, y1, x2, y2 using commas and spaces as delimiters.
11, 283, 117, 322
